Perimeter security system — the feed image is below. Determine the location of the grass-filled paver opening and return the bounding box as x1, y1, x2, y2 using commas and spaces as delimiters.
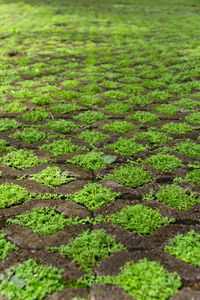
165, 230, 200, 267
105, 163, 152, 188
78, 130, 109, 147
9, 128, 46, 144
94, 258, 181, 300
73, 110, 108, 124
143, 184, 200, 211
102, 102, 131, 114
173, 139, 200, 159
100, 120, 138, 133
0, 139, 13, 153
42, 119, 78, 134
105, 137, 148, 156
154, 104, 180, 115
126, 111, 159, 123
50, 103, 80, 114
185, 169, 200, 187
0, 183, 31, 209
30, 167, 74, 189
39, 139, 84, 156
3, 100, 27, 113
185, 112, 200, 125
46, 229, 126, 271
135, 129, 173, 146
1, 149, 47, 169
0, 233, 18, 260
161, 122, 194, 135
21, 109, 50, 123
67, 183, 120, 211
145, 153, 182, 173
0, 259, 65, 299
0, 119, 21, 132
106, 204, 174, 234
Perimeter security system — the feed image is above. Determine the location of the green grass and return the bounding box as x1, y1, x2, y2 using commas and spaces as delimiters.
143, 184, 200, 211
46, 229, 125, 271
29, 94, 55, 106
161, 122, 194, 134
0, 234, 18, 260
73, 110, 108, 124
105, 164, 152, 188
3, 101, 27, 113
102, 102, 131, 114
174, 99, 200, 108
154, 104, 180, 115
50, 103, 80, 114
78, 95, 104, 107
21, 109, 50, 123
30, 167, 74, 189
68, 183, 120, 211
78, 130, 109, 146
2, 149, 46, 169
126, 111, 159, 123
100, 121, 138, 133
135, 129, 173, 146
0, 259, 65, 299
108, 204, 174, 234
9, 128, 46, 143
0, 119, 21, 132
185, 169, 200, 186
145, 153, 182, 172
42, 119, 78, 134
165, 230, 200, 267
39, 139, 83, 156
0, 183, 31, 209
185, 112, 200, 124
173, 139, 200, 159
0, 139, 13, 153
105, 137, 148, 156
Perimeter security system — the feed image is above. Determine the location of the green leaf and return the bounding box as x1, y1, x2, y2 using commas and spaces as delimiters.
10, 275, 26, 288
102, 155, 116, 164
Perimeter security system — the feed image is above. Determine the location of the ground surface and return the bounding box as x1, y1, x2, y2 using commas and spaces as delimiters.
0, 0, 200, 299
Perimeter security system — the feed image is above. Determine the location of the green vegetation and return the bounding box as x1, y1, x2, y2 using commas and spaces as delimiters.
9, 128, 46, 143
105, 138, 148, 156
0, 259, 65, 299
185, 169, 200, 186
43, 119, 78, 133
67, 151, 111, 171
145, 153, 182, 172
73, 111, 107, 124
185, 112, 200, 124
2, 149, 46, 169
0, 183, 31, 209
78, 95, 104, 107
50, 103, 79, 114
0, 119, 21, 132
161, 122, 194, 134
103, 102, 131, 114
105, 164, 152, 188
21, 109, 50, 122
136, 129, 173, 145
127, 111, 159, 123
107, 204, 174, 234
39, 139, 83, 156
3, 101, 27, 113
68, 183, 120, 211
7, 207, 69, 235
143, 184, 200, 210
47, 229, 125, 271
0, 234, 18, 260
173, 139, 200, 159
165, 230, 200, 267
30, 167, 74, 189
0, 139, 12, 153
29, 94, 55, 106
154, 104, 179, 115
174, 99, 200, 108
100, 121, 137, 133
78, 130, 109, 146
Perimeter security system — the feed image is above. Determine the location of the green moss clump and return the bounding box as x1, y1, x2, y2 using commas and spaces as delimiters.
21, 109, 50, 122
50, 103, 79, 114
30, 167, 74, 188
29, 94, 55, 106
73, 110, 107, 124
46, 229, 125, 271
78, 130, 109, 146
2, 149, 46, 169
0, 259, 65, 299
161, 122, 194, 134
0, 119, 21, 132
173, 139, 200, 159
9, 128, 46, 143
69, 183, 120, 211
185, 112, 200, 124
185, 169, 200, 186
3, 101, 27, 113
136, 129, 173, 145
105, 137, 148, 156
0, 183, 31, 209
108, 204, 174, 234
0, 139, 12, 153
105, 164, 152, 188
43, 119, 78, 134
39, 139, 83, 156
103, 102, 131, 114
101, 121, 137, 133
0, 234, 18, 260
127, 111, 159, 123
154, 104, 179, 115
78, 95, 104, 107
165, 230, 200, 267
145, 153, 182, 173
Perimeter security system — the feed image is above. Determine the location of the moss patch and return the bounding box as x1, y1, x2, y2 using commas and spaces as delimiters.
100, 121, 137, 133
9, 128, 46, 144
0, 183, 31, 209
105, 138, 148, 156
145, 153, 182, 172
39, 139, 83, 156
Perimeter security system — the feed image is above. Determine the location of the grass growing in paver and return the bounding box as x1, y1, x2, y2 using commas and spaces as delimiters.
185, 169, 200, 187
161, 122, 194, 135
46, 229, 125, 271
0, 183, 31, 209
21, 109, 50, 122
154, 104, 180, 115
7, 207, 69, 235
105, 138, 148, 156
102, 102, 131, 114
67, 151, 112, 171
135, 129, 173, 146
9, 128, 46, 143
0, 139, 13, 153
3, 101, 27, 113
185, 112, 200, 124
0, 234, 18, 260
42, 119, 78, 134
145, 153, 182, 172
29, 94, 55, 106
126, 111, 159, 123
173, 139, 200, 159
93, 258, 181, 300
2, 149, 46, 169
39, 139, 83, 156
73, 111, 107, 124
100, 121, 138, 133
50, 103, 80, 114
105, 164, 152, 188
78, 130, 109, 147
78, 95, 104, 107
0, 259, 65, 299
174, 99, 200, 108
30, 167, 74, 189
107, 204, 174, 234
68, 183, 120, 211
143, 184, 200, 211
0, 119, 21, 132
165, 230, 200, 267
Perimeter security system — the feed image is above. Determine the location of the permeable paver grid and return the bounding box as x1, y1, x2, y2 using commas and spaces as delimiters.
0, 0, 200, 299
